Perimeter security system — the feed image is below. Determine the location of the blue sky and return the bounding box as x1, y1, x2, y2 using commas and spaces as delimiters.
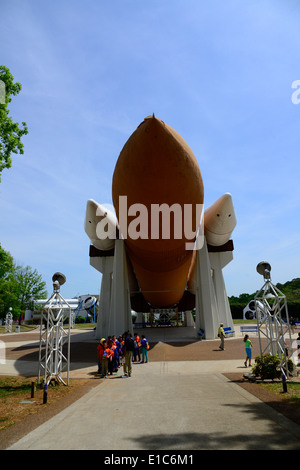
0, 0, 299, 300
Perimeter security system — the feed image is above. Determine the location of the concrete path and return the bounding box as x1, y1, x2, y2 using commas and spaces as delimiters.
7, 360, 300, 450
2, 327, 300, 450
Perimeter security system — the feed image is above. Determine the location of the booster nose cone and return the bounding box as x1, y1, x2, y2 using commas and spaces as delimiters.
204, 193, 237, 246
84, 199, 117, 251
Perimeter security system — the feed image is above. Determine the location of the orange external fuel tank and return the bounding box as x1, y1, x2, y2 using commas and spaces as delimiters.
112, 115, 204, 308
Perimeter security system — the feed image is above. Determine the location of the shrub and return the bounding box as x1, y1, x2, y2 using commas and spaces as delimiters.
252, 354, 295, 379
75, 316, 86, 324
252, 355, 281, 380
287, 358, 295, 374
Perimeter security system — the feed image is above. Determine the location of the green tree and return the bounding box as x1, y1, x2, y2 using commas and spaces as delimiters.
0, 244, 17, 316
0, 244, 47, 319
0, 243, 14, 278
13, 264, 47, 313
0, 65, 28, 181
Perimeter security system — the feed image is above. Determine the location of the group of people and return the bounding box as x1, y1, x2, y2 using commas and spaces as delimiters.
97, 324, 300, 377
97, 331, 150, 379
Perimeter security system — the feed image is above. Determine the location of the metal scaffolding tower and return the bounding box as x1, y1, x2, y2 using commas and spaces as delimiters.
255, 262, 292, 377
38, 273, 71, 385
5, 309, 13, 333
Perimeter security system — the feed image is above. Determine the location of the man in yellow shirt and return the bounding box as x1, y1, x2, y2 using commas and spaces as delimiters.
218, 323, 225, 350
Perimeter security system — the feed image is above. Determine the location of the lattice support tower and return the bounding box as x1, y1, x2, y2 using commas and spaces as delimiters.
38, 273, 71, 386
5, 310, 13, 333
151, 307, 178, 326
255, 262, 292, 378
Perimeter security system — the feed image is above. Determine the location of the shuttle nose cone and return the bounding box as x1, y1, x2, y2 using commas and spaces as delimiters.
204, 193, 237, 246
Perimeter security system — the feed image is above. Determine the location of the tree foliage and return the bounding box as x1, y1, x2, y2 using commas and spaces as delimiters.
276, 278, 300, 302
14, 265, 48, 312
0, 244, 47, 319
229, 292, 255, 306
0, 245, 16, 315
0, 65, 28, 181
0, 243, 14, 279
229, 278, 300, 318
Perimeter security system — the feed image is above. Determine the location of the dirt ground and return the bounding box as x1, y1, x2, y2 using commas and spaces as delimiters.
0, 333, 299, 449
0, 376, 101, 450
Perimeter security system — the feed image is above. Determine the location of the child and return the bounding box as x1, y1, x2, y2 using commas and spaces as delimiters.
112, 335, 120, 372
141, 335, 149, 363
133, 333, 141, 362
244, 334, 253, 367
101, 341, 113, 378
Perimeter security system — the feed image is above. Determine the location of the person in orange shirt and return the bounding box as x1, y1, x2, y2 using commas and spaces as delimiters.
133, 333, 141, 362
101, 341, 113, 378
108, 341, 117, 375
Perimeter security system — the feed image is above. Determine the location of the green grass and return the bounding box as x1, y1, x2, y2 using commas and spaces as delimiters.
260, 382, 300, 406
0, 324, 38, 334
72, 322, 96, 329
233, 319, 257, 324
0, 377, 32, 399
0, 322, 96, 334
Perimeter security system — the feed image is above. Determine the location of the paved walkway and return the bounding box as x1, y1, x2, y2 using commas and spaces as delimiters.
1, 327, 300, 450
